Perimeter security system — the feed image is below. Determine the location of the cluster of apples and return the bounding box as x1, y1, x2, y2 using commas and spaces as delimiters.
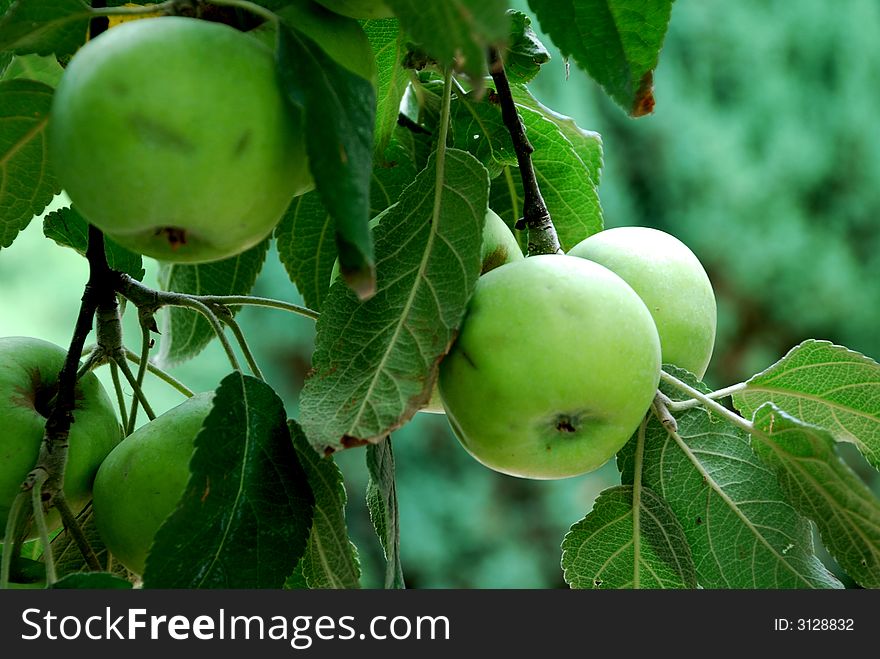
435, 225, 716, 480
1, 12, 715, 583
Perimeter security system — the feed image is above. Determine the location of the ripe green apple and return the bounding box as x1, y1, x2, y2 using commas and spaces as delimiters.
438, 255, 662, 479
91, 392, 215, 576
419, 208, 523, 414
0, 337, 121, 540
314, 0, 393, 19
568, 227, 717, 378
49, 16, 312, 264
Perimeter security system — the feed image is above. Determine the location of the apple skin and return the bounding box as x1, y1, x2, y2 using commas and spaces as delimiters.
91, 392, 214, 576
49, 17, 311, 264
568, 227, 717, 378
0, 337, 122, 540
419, 209, 523, 414
438, 255, 662, 479
314, 0, 393, 19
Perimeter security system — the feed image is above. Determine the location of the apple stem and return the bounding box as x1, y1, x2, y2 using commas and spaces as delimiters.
220, 314, 266, 381
122, 348, 196, 398
488, 47, 562, 257
29, 470, 57, 585
664, 382, 748, 412
1, 493, 28, 588
109, 360, 131, 432
658, 371, 755, 435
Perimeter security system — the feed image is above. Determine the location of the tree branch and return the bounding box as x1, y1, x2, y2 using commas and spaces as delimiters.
488, 47, 561, 256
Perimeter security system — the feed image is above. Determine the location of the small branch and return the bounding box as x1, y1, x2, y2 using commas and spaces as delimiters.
197, 295, 320, 321
659, 371, 754, 435
651, 391, 678, 433
488, 47, 561, 256
29, 471, 56, 585
123, 349, 195, 398
109, 361, 130, 433
115, 357, 156, 423
631, 416, 649, 590
126, 321, 154, 435
1, 493, 28, 589
221, 315, 265, 380
665, 382, 748, 412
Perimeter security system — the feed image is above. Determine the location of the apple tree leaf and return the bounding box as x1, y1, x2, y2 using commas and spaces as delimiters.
504, 10, 550, 84
618, 367, 843, 589
527, 0, 673, 116
0, 0, 90, 58
155, 239, 269, 366
750, 403, 880, 589
276, 19, 377, 300
1, 53, 64, 86
363, 17, 408, 160
143, 373, 314, 588
449, 89, 516, 180
384, 0, 509, 82
489, 101, 603, 251
51, 506, 133, 581
732, 340, 880, 472
276, 135, 417, 312
366, 437, 404, 589
0, 79, 59, 250
290, 421, 361, 589
562, 485, 697, 589
43, 205, 145, 281
299, 148, 487, 452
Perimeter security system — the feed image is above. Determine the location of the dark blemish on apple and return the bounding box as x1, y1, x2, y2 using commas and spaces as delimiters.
157, 227, 188, 249
232, 130, 252, 158
111, 80, 129, 98
555, 416, 577, 433
129, 113, 195, 152
480, 248, 508, 275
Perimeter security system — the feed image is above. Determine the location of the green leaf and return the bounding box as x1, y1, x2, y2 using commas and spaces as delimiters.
619, 367, 843, 589
750, 403, 880, 589
733, 340, 880, 472
0, 0, 90, 58
384, 0, 509, 81
276, 136, 416, 312
51, 573, 132, 589
276, 20, 377, 299
450, 90, 516, 180
51, 505, 133, 580
43, 206, 145, 281
299, 149, 487, 452
504, 10, 550, 84
143, 373, 314, 588
291, 421, 361, 589
0, 53, 64, 85
562, 485, 697, 589
366, 437, 404, 589
363, 18, 408, 159
275, 191, 336, 313
489, 104, 603, 251
0, 78, 59, 250
156, 240, 269, 365
511, 84, 603, 188
527, 0, 673, 116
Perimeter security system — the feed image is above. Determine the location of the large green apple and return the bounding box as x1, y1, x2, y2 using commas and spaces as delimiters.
438, 255, 661, 479
568, 227, 717, 378
49, 16, 312, 264
0, 337, 122, 540
91, 392, 214, 576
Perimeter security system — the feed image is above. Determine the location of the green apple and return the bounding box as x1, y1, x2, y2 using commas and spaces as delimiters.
438, 255, 662, 479
49, 16, 311, 264
91, 392, 215, 576
0, 337, 121, 540
419, 208, 523, 414
314, 0, 393, 20
568, 227, 717, 378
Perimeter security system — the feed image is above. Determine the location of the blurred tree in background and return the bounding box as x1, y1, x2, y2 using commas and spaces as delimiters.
2, 0, 878, 588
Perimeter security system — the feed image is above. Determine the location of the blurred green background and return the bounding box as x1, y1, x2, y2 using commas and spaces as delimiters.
2, 0, 879, 588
